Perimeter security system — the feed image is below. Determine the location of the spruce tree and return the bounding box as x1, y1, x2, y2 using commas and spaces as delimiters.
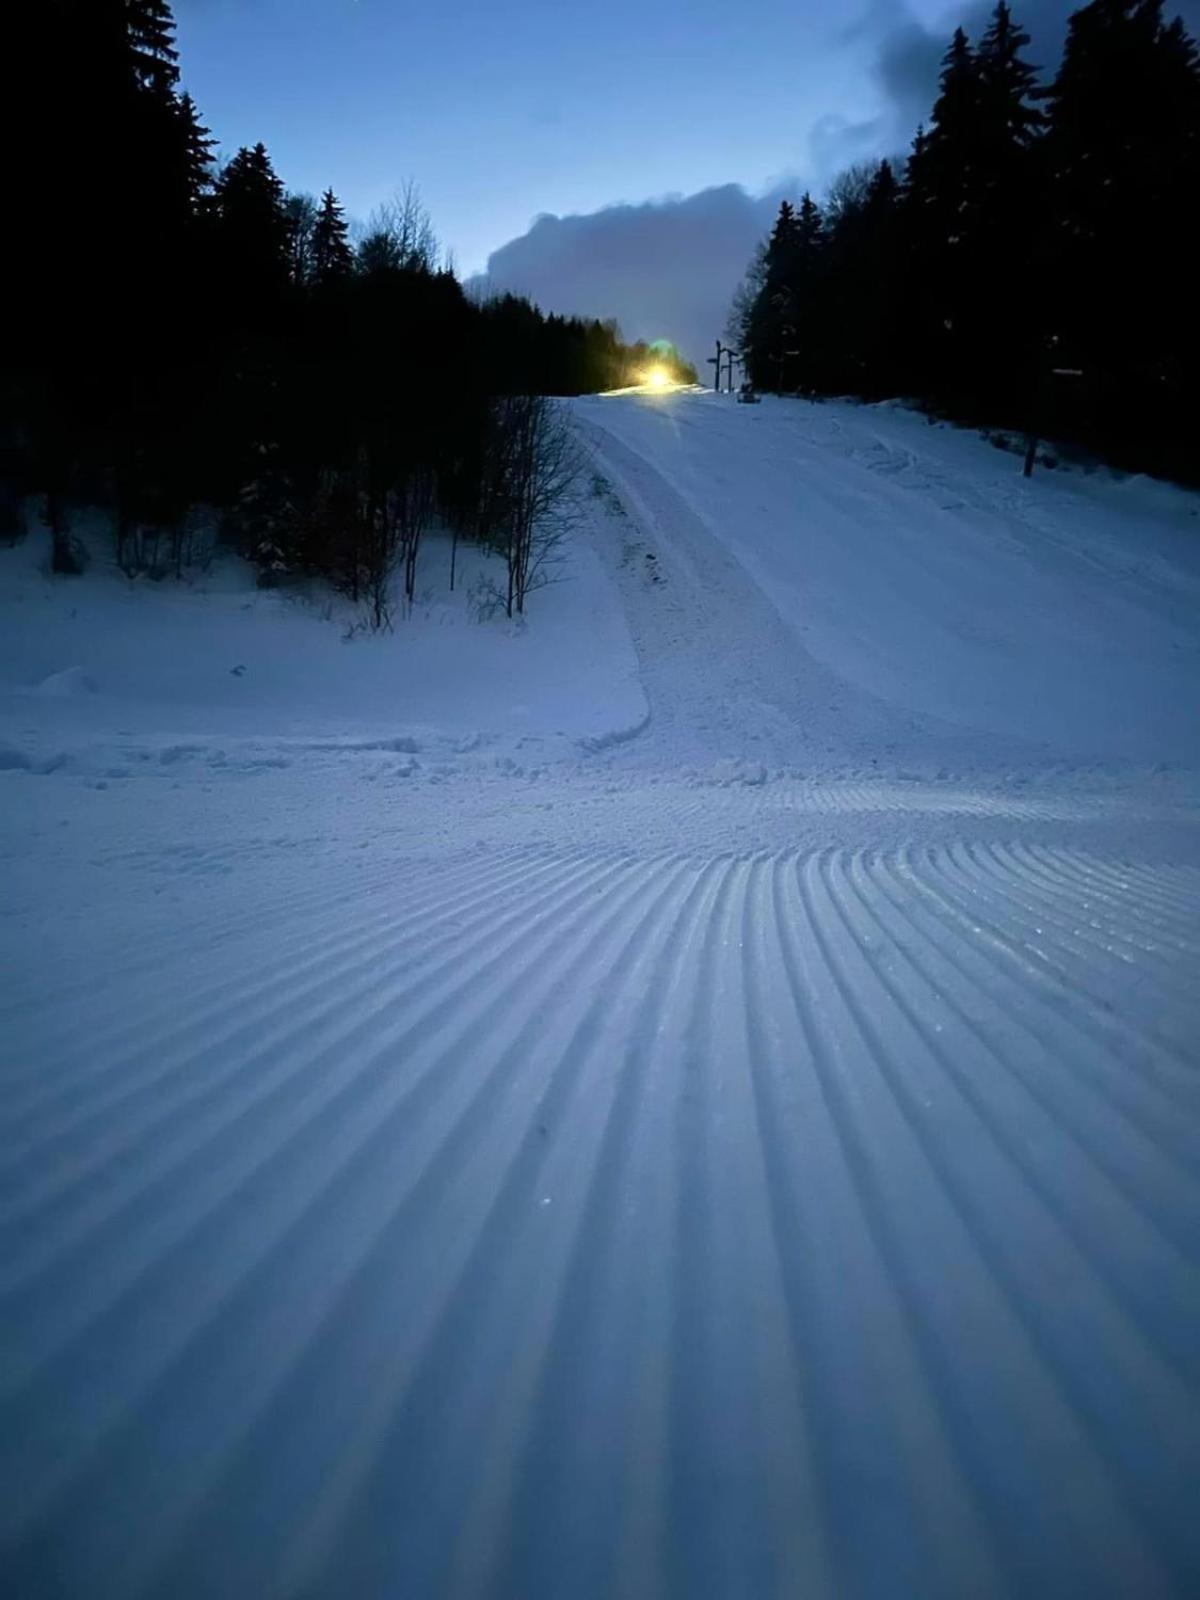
25, 1, 197, 566
790, 194, 828, 391
824, 160, 903, 395
1043, 0, 1200, 469
910, 27, 981, 208
746, 201, 801, 390
977, 3, 1043, 156
765, 199, 803, 296
312, 189, 355, 287
971, 4, 1045, 409
125, 0, 180, 97
743, 195, 829, 391
175, 92, 216, 212
214, 144, 292, 303
123, 0, 187, 238
903, 28, 984, 405
112, 0, 194, 290
357, 230, 405, 277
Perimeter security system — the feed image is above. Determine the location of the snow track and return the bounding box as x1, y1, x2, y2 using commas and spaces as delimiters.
3, 391, 1199, 1597
3, 840, 1199, 1597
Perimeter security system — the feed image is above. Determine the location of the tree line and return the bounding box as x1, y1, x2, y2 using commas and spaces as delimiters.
732, 0, 1200, 482
3, 0, 695, 610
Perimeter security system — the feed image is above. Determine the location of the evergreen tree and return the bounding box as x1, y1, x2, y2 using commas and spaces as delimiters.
727, 0, 1200, 478
768, 200, 800, 256
976, 2, 1043, 162
903, 27, 984, 404
789, 194, 828, 391
357, 229, 405, 277
970, 4, 1045, 408
21, 1, 198, 562
744, 202, 795, 389
865, 159, 899, 217
822, 160, 904, 395
230, 439, 300, 581
1043, 0, 1200, 465
743, 202, 791, 388
312, 189, 355, 286
175, 92, 216, 212
909, 27, 981, 213
214, 144, 292, 303
125, 0, 180, 96
11, 0, 727, 592
743, 194, 830, 390
123, 0, 188, 240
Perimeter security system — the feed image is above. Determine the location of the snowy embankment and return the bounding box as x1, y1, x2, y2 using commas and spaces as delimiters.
2, 391, 1199, 1599
0, 530, 646, 768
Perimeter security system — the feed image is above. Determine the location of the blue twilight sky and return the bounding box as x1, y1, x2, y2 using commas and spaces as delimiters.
174, 0, 960, 273
173, 0, 1200, 360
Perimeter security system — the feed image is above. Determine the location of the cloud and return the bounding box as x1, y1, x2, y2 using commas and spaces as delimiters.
454, 11, 950, 363
468, 184, 798, 368
876, 14, 946, 131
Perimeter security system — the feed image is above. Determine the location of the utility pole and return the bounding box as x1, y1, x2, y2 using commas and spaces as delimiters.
723, 349, 741, 392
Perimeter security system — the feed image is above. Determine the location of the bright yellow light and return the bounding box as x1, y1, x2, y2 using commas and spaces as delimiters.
643, 366, 671, 389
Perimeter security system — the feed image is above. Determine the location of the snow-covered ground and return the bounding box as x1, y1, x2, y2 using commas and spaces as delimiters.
2, 390, 1198, 1598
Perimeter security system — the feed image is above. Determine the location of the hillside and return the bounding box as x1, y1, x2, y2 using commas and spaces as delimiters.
2, 390, 1198, 1599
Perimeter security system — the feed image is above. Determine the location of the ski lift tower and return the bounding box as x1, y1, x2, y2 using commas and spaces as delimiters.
706, 339, 726, 392
707, 340, 742, 393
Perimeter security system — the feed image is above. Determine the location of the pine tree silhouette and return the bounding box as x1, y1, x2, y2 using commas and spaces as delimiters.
126, 0, 180, 96
312, 190, 355, 287
970, 4, 1045, 409
175, 92, 216, 212
1044, 0, 1200, 465
214, 144, 292, 304
904, 27, 984, 405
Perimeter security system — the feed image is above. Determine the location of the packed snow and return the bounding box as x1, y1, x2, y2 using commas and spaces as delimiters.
2, 389, 1198, 1598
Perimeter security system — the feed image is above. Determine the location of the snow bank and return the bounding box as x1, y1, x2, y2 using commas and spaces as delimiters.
0, 527, 647, 768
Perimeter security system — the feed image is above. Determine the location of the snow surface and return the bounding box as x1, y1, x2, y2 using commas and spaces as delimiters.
2, 390, 1198, 1598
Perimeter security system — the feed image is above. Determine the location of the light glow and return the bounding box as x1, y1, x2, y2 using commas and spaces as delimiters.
643, 366, 671, 390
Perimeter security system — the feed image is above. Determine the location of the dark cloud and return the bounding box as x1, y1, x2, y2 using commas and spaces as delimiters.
876, 0, 1200, 132
876, 15, 945, 133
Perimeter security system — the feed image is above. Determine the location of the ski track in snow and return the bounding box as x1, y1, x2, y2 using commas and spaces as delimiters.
2, 391, 1199, 1598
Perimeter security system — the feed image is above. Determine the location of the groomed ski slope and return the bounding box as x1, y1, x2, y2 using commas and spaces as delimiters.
2, 389, 1199, 1599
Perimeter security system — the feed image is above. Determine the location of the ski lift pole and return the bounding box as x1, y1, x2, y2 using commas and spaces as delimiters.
706, 339, 725, 393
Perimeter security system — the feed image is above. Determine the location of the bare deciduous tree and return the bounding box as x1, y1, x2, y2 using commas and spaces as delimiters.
284, 192, 319, 286
822, 162, 879, 231
360, 180, 440, 274
396, 465, 436, 608
726, 239, 767, 350
482, 396, 579, 618
358, 445, 398, 630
